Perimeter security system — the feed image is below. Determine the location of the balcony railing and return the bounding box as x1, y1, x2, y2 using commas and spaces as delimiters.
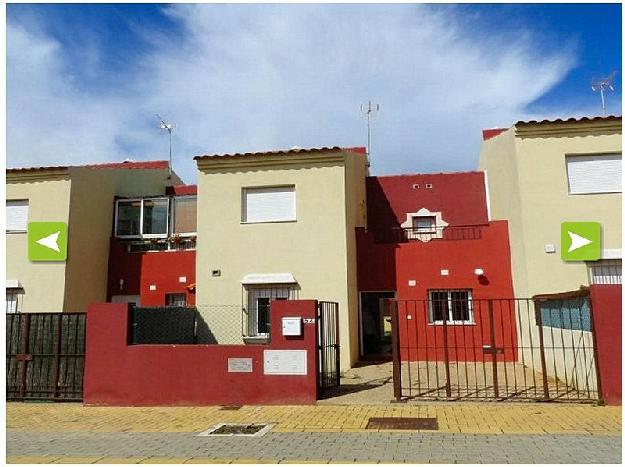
127, 236, 196, 253
372, 225, 485, 244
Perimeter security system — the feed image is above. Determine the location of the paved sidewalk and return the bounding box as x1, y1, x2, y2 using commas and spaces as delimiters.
7, 402, 621, 435
7, 431, 621, 464
6, 403, 622, 464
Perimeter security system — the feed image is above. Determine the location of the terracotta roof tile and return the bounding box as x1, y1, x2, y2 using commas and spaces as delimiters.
193, 146, 344, 160
7, 160, 169, 173
516, 115, 621, 126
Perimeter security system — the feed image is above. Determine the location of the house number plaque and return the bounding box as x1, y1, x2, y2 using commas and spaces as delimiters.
227, 357, 253, 373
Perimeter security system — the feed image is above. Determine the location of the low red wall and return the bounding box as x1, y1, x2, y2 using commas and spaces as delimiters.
84, 300, 319, 406
590, 285, 622, 405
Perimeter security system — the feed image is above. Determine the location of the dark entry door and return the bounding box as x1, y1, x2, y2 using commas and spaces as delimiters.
360, 292, 395, 359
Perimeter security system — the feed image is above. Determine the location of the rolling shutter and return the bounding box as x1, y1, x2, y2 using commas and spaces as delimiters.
6, 200, 29, 232
566, 154, 622, 194
243, 186, 296, 223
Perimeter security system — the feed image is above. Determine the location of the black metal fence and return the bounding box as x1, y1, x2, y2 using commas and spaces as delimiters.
373, 225, 484, 244
6, 313, 86, 401
129, 306, 198, 344
390, 298, 600, 402
317, 301, 340, 394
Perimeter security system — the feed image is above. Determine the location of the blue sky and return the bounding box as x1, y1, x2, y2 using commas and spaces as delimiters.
7, 3, 622, 183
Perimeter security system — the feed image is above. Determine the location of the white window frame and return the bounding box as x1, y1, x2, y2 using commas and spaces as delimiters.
241, 185, 296, 224
588, 259, 622, 285
428, 289, 474, 325
165, 293, 188, 307
6, 200, 29, 233
565, 153, 622, 195
171, 195, 197, 236
245, 286, 292, 337
5, 288, 23, 314
413, 216, 437, 234
115, 197, 169, 239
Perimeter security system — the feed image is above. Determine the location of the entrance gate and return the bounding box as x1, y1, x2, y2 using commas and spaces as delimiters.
6, 313, 86, 401
389, 298, 601, 402
317, 301, 340, 395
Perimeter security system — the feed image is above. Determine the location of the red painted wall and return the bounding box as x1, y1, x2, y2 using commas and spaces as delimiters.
107, 239, 196, 306
84, 300, 320, 406
590, 285, 622, 405
358, 172, 516, 362
366, 173, 489, 231
360, 221, 516, 362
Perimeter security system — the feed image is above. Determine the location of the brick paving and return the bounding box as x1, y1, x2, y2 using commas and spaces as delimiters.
6, 402, 622, 464
7, 402, 621, 435
6, 431, 621, 464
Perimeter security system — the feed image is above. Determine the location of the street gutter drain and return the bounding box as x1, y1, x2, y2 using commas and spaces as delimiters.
197, 423, 274, 437
366, 417, 439, 430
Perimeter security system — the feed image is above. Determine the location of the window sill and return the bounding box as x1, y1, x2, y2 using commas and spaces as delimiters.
428, 322, 476, 326
243, 335, 271, 345
240, 220, 297, 225
568, 191, 622, 196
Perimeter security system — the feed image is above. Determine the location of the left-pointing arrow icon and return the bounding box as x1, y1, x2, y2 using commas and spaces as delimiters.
36, 231, 61, 252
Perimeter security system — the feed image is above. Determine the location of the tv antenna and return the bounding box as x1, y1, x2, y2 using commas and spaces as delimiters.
360, 101, 379, 167
156, 114, 175, 177
591, 72, 618, 115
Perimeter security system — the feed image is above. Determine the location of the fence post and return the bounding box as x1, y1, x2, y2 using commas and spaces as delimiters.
487, 300, 500, 399
52, 314, 63, 399
390, 299, 403, 402
442, 314, 452, 399
534, 301, 551, 400
587, 297, 604, 403
18, 313, 31, 399
193, 309, 198, 344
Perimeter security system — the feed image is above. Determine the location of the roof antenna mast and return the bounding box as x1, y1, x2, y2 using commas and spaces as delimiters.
591, 71, 618, 116
360, 100, 379, 168
156, 114, 176, 177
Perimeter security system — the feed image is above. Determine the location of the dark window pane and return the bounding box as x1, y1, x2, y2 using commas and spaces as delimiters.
257, 298, 271, 334
116, 201, 141, 236
430, 291, 448, 322
450, 291, 470, 321
143, 199, 169, 235
165, 294, 187, 307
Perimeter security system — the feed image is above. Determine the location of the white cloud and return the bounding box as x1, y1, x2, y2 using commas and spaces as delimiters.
8, 4, 581, 182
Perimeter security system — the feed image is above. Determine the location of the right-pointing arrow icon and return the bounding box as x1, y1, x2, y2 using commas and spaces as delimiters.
36, 231, 61, 252
561, 222, 601, 261
567, 231, 593, 253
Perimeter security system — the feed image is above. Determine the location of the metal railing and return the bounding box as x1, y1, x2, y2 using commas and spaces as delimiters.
389, 298, 600, 403
127, 237, 196, 253
372, 225, 484, 244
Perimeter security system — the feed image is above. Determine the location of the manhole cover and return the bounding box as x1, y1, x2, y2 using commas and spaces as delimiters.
197, 423, 274, 437
366, 417, 438, 430
219, 405, 242, 411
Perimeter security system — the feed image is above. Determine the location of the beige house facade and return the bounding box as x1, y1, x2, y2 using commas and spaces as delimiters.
479, 116, 622, 299
479, 116, 621, 391
194, 147, 367, 368
6, 162, 180, 313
